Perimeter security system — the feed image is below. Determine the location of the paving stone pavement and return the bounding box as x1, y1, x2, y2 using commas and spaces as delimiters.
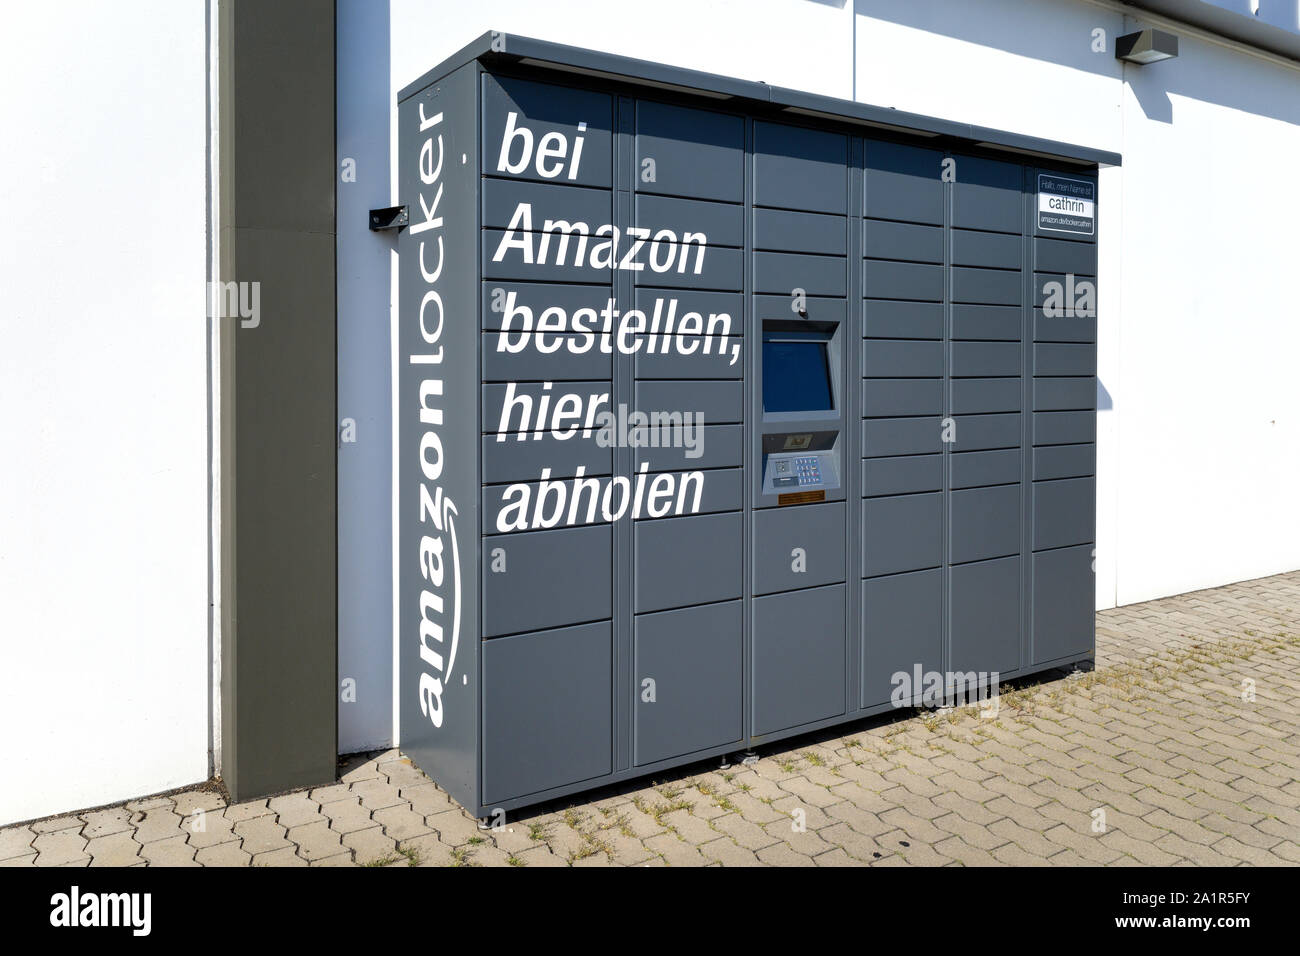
3, 572, 1297, 866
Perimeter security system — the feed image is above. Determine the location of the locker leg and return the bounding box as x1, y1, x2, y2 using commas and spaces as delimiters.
719, 754, 732, 771
1066, 657, 1094, 681
740, 749, 759, 766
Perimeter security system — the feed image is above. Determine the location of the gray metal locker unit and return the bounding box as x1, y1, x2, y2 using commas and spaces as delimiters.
394, 32, 1115, 819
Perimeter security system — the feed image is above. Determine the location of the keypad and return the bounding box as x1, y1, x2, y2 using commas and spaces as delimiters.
794, 455, 822, 486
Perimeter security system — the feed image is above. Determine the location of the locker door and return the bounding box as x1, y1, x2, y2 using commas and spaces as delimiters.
946, 153, 1026, 683
483, 622, 612, 804
634, 601, 743, 765
752, 584, 847, 735
861, 141, 946, 703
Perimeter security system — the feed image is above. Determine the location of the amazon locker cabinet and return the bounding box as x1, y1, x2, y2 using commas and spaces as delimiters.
395, 33, 1105, 819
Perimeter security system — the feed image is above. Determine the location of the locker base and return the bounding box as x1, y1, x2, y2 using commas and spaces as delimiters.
462, 651, 1096, 819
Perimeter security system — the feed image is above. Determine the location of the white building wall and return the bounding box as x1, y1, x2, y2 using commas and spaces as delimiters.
389, 0, 855, 106
1111, 25, 1300, 604
0, 1, 210, 825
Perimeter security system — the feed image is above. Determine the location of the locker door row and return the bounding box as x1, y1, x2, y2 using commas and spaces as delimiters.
947, 154, 1026, 684
860, 139, 947, 708
749, 119, 851, 739
1030, 200, 1098, 666
479, 74, 617, 804
629, 97, 747, 767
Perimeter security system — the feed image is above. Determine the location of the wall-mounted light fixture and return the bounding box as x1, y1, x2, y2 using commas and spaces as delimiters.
1115, 28, 1180, 64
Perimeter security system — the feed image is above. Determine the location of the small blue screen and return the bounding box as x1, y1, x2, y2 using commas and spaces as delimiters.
762, 340, 833, 412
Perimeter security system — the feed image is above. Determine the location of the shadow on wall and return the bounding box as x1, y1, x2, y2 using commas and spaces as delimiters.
336, 0, 397, 754
854, 0, 1300, 127
1098, 378, 1113, 412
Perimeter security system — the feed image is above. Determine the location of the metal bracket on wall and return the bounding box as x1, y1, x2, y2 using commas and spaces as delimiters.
368, 205, 409, 231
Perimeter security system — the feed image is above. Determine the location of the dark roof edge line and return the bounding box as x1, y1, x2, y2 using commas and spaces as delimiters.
398, 30, 1122, 168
